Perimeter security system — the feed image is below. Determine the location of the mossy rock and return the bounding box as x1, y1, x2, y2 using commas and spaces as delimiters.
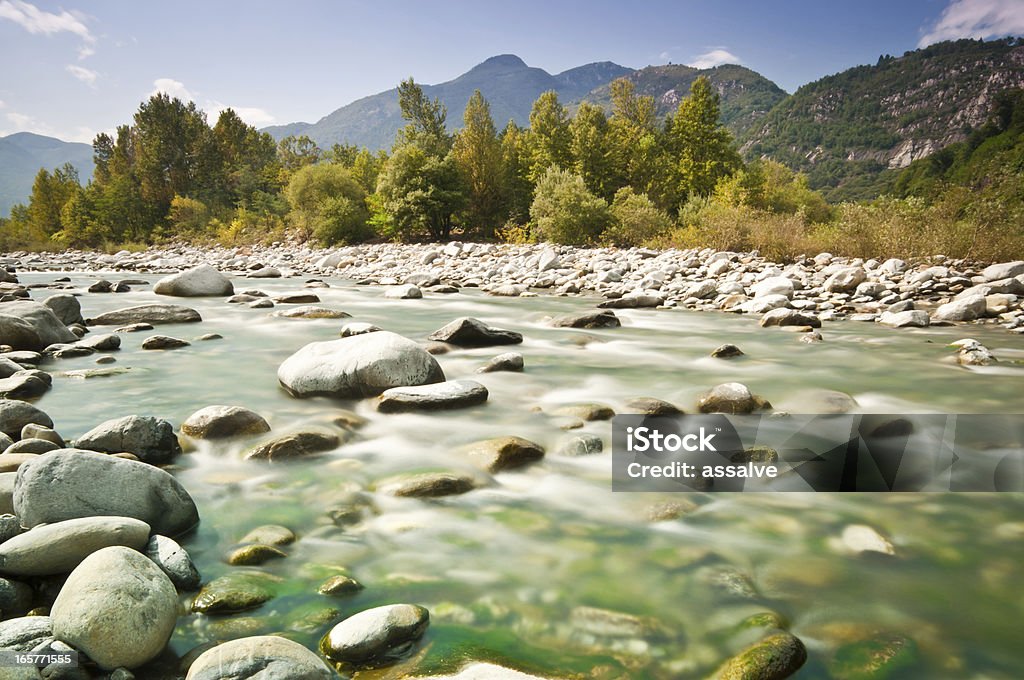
713, 632, 808, 679
191, 571, 281, 614
828, 634, 918, 679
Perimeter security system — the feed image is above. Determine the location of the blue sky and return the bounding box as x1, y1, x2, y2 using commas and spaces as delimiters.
1, 0, 1022, 142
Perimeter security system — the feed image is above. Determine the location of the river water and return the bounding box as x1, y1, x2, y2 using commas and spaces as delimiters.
20, 272, 1024, 679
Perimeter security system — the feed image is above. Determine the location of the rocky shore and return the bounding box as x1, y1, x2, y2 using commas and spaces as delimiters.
0, 243, 1019, 678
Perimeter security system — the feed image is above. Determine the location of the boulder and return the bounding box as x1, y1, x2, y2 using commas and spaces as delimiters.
278, 331, 444, 398
824, 267, 867, 293
0, 301, 77, 351
86, 304, 202, 326
0, 615, 52, 652
622, 397, 683, 416
14, 450, 199, 537
759, 308, 821, 328
142, 334, 191, 350
478, 352, 524, 373
378, 380, 488, 413
153, 265, 233, 297
73, 415, 182, 465
42, 294, 85, 326
52, 546, 177, 670
181, 405, 270, 440
384, 284, 423, 299
549, 310, 621, 329
427, 317, 522, 346
191, 571, 279, 614
698, 383, 762, 414
981, 261, 1024, 281
145, 534, 201, 590
244, 431, 339, 462
186, 635, 334, 680
0, 400, 52, 438
273, 305, 351, 319
340, 322, 382, 337
462, 436, 545, 473
752, 277, 795, 299
0, 516, 151, 576
378, 472, 479, 498
321, 604, 429, 664
932, 295, 987, 322
879, 310, 930, 328
0, 372, 50, 399
712, 632, 808, 679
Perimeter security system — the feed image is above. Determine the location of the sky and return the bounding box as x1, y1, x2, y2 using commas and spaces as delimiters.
1, 0, 1023, 143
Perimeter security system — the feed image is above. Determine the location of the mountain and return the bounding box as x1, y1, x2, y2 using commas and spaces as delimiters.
741, 38, 1024, 201
265, 54, 633, 150
0, 132, 94, 216
580, 63, 788, 139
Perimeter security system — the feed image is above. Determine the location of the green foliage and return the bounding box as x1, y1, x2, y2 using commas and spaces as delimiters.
452, 90, 505, 237
668, 76, 742, 201
27, 163, 80, 237
608, 79, 670, 206
396, 78, 451, 157
569, 103, 613, 199
527, 91, 572, 181
603, 187, 673, 247
713, 159, 831, 222
529, 167, 610, 245
285, 164, 371, 244
167, 195, 211, 237
500, 121, 533, 224
374, 145, 464, 241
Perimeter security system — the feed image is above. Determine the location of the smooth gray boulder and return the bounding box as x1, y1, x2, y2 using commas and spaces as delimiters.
478, 352, 524, 373
144, 534, 201, 590
759, 308, 821, 328
51, 546, 178, 670
549, 310, 621, 329
0, 615, 53, 651
278, 331, 444, 398
0, 301, 77, 351
0, 372, 49, 399
42, 294, 85, 326
86, 304, 202, 326
698, 383, 761, 414
186, 635, 333, 680
824, 266, 867, 293
0, 400, 52, 438
321, 604, 429, 664
14, 450, 199, 537
427, 317, 522, 346
377, 380, 488, 413
879, 310, 930, 328
0, 516, 150, 576
180, 405, 270, 440
154, 264, 233, 297
384, 284, 422, 299
982, 261, 1024, 281
73, 415, 182, 464
933, 295, 987, 322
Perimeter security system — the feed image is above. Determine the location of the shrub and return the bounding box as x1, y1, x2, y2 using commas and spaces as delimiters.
603, 187, 673, 247
529, 167, 610, 244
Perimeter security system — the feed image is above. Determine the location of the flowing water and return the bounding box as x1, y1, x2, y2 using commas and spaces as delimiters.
20, 271, 1024, 679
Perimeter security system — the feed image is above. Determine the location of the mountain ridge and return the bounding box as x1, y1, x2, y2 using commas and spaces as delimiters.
0, 132, 94, 216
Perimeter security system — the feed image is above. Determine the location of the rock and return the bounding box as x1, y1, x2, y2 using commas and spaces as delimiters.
0, 301, 77, 351
144, 534, 200, 590
0, 513, 22, 543
153, 265, 233, 297
14, 450, 199, 537
142, 334, 190, 350
554, 403, 614, 421
245, 431, 339, 462
0, 575, 33, 616
839, 524, 895, 556
752, 277, 795, 299
378, 472, 478, 497
488, 284, 526, 297
42, 294, 85, 326
239, 525, 296, 546
185, 635, 333, 680
556, 434, 603, 456
88, 279, 113, 293
932, 295, 986, 322
712, 632, 808, 679
278, 331, 444, 398
87, 304, 202, 326
981, 261, 1024, 281
76, 332, 120, 351
760, 308, 821, 328
711, 343, 744, 358
427, 317, 522, 346
0, 372, 50, 399
463, 436, 545, 473
227, 543, 287, 566
378, 380, 488, 413
246, 266, 281, 278
51, 546, 178, 670
74, 415, 181, 465
623, 397, 683, 416
340, 322, 382, 337
249, 298, 274, 309
738, 294, 789, 314
180, 406, 270, 440
828, 633, 918, 679
321, 603, 430, 665
0, 615, 52, 651
384, 284, 422, 299
113, 322, 154, 332
0, 400, 52, 438
191, 571, 279, 614
0, 516, 150, 576
274, 294, 320, 304
698, 383, 764, 414
318, 575, 364, 596
477, 352, 524, 373
0, 452, 35, 472
273, 305, 351, 319
824, 267, 867, 293
950, 338, 996, 366
549, 310, 621, 329
0, 356, 23, 378
878, 310, 930, 328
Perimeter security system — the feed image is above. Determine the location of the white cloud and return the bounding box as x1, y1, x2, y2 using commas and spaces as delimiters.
0, 99, 5, 109
687, 48, 742, 69
150, 78, 195, 101
66, 64, 97, 86
919, 0, 1024, 47
0, 0, 96, 57
209, 102, 276, 126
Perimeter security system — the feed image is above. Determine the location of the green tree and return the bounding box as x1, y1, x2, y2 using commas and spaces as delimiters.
500, 120, 533, 224
213, 109, 279, 209
668, 76, 742, 201
527, 91, 571, 181
26, 163, 80, 237
285, 164, 372, 244
350, 149, 387, 195
607, 78, 670, 206
396, 78, 451, 157
530, 166, 610, 245
569, 102, 613, 200
603, 187, 673, 246
277, 135, 322, 175
452, 90, 505, 237
373, 145, 464, 241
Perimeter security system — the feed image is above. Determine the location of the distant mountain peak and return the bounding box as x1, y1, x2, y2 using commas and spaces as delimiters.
477, 54, 528, 69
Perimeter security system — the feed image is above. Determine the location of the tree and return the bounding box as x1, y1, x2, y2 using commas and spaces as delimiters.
277, 135, 322, 174
500, 120, 533, 224
530, 167, 610, 245
608, 78, 670, 206
213, 109, 279, 209
285, 164, 371, 244
396, 78, 451, 157
373, 145, 464, 241
569, 102, 613, 200
27, 163, 80, 237
668, 76, 742, 201
452, 90, 505, 237
350, 148, 387, 195
603, 187, 673, 246
527, 91, 571, 181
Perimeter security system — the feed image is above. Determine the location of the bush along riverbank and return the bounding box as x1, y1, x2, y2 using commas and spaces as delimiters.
0, 247, 1021, 677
